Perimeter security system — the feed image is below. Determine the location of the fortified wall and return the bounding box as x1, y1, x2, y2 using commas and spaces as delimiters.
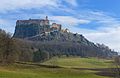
13, 16, 62, 38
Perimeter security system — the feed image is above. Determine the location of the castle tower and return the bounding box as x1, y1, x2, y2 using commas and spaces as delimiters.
46, 16, 48, 20
44, 16, 50, 26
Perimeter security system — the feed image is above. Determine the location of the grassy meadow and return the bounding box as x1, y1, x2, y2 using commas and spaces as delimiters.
0, 57, 113, 78
43, 57, 112, 68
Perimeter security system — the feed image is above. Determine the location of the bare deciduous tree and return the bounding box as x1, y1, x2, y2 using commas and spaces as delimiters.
113, 56, 120, 78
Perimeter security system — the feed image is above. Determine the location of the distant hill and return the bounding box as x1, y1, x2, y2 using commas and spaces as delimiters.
13, 16, 118, 58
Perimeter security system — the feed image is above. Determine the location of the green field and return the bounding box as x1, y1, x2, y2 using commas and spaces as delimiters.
43, 57, 112, 68
0, 57, 112, 78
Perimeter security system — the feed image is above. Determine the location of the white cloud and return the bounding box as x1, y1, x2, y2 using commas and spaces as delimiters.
0, 19, 8, 25
0, 0, 81, 14
50, 16, 90, 27
0, 0, 60, 12
90, 11, 120, 28
75, 11, 120, 29
0, 19, 15, 33
65, 0, 78, 6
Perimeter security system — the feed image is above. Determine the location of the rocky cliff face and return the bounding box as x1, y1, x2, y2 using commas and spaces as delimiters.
13, 17, 50, 38
27, 31, 92, 46
13, 24, 39, 38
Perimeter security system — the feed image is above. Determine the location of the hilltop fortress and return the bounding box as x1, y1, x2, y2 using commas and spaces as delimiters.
13, 16, 69, 38
13, 16, 118, 58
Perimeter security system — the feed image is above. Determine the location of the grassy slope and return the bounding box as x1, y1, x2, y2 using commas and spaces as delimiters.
43, 57, 112, 68
0, 57, 111, 78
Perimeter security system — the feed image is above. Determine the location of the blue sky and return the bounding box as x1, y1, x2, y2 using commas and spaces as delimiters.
0, 0, 120, 53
